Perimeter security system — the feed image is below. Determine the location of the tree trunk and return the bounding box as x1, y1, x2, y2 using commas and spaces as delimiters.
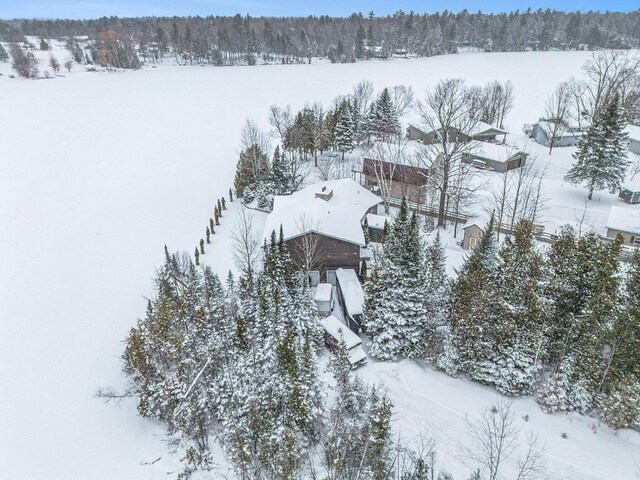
588, 187, 593, 200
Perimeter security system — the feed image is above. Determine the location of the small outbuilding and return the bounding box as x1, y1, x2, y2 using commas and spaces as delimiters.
319, 315, 367, 369
462, 224, 484, 250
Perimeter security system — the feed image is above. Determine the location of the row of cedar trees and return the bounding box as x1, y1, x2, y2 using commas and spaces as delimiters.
194, 194, 230, 266
233, 86, 401, 207
364, 197, 640, 430
121, 226, 450, 479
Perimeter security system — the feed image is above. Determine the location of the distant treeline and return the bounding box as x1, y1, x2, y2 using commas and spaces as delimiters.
1, 9, 639, 65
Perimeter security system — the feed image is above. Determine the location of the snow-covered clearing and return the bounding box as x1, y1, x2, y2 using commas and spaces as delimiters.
1, 50, 639, 479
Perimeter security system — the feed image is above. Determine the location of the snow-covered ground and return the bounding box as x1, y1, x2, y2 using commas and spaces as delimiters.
2, 50, 640, 479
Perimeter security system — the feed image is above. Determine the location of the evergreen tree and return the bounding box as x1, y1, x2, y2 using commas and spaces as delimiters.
439, 215, 499, 377
365, 197, 429, 359
206, 226, 211, 244
484, 220, 548, 395
565, 94, 629, 200
229, 188, 234, 202
367, 87, 401, 141
217, 199, 223, 217
233, 143, 271, 199
0, 43, 9, 62
199, 238, 205, 254
194, 247, 199, 265
333, 100, 356, 160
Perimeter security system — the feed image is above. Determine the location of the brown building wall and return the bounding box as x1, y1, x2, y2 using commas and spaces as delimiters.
364, 173, 427, 204
286, 233, 361, 281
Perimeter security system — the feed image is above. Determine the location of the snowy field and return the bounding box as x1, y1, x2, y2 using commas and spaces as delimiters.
1, 50, 640, 479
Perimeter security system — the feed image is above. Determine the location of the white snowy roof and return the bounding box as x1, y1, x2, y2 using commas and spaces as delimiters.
336, 268, 365, 316
314, 283, 333, 303
366, 213, 390, 229
470, 121, 508, 136
263, 179, 381, 246
471, 142, 524, 163
626, 125, 640, 142
607, 206, 640, 234
319, 315, 362, 350
622, 173, 640, 192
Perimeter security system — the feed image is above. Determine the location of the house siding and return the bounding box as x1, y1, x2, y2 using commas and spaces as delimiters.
286, 233, 361, 282
606, 228, 640, 246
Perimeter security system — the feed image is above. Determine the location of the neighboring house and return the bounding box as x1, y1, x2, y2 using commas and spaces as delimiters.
619, 175, 640, 204
362, 157, 431, 204
626, 125, 640, 155
262, 178, 381, 284
461, 143, 528, 173
530, 119, 586, 148
606, 206, 640, 246
407, 122, 508, 144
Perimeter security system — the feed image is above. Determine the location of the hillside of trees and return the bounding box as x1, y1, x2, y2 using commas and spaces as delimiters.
1, 9, 639, 66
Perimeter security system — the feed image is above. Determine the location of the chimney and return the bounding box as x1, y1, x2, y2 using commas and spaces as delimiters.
315, 189, 334, 202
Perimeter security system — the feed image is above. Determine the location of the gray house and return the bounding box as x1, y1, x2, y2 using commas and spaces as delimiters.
530, 119, 586, 148
626, 125, 640, 155
461, 143, 528, 173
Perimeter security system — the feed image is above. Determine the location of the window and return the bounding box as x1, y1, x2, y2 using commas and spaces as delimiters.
633, 236, 640, 245
308, 271, 320, 286
469, 237, 478, 250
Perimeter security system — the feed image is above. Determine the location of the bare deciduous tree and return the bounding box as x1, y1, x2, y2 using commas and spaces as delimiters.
391, 85, 416, 117
573, 51, 640, 122
364, 138, 413, 213
542, 81, 573, 154
9, 44, 39, 78
232, 205, 261, 274
463, 399, 546, 480
240, 119, 270, 153
268, 104, 293, 141
48, 54, 60, 74
488, 153, 547, 239
292, 214, 322, 286
417, 78, 480, 227
63, 58, 73, 72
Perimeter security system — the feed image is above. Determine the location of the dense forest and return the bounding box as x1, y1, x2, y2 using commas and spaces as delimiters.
1, 9, 639, 66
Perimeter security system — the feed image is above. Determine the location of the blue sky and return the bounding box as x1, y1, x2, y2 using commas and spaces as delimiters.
0, 0, 637, 20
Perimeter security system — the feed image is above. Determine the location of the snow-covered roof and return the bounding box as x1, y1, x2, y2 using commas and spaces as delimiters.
366, 213, 390, 229
606, 206, 640, 234
314, 283, 333, 303
263, 179, 381, 246
336, 268, 365, 316
626, 125, 640, 142
622, 173, 640, 192
319, 315, 362, 349
470, 142, 524, 162
535, 119, 586, 136
470, 121, 508, 136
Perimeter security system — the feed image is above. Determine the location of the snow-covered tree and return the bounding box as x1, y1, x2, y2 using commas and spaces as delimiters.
440, 214, 499, 377
364, 197, 429, 360
565, 94, 629, 199
333, 100, 356, 160
366, 87, 400, 141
